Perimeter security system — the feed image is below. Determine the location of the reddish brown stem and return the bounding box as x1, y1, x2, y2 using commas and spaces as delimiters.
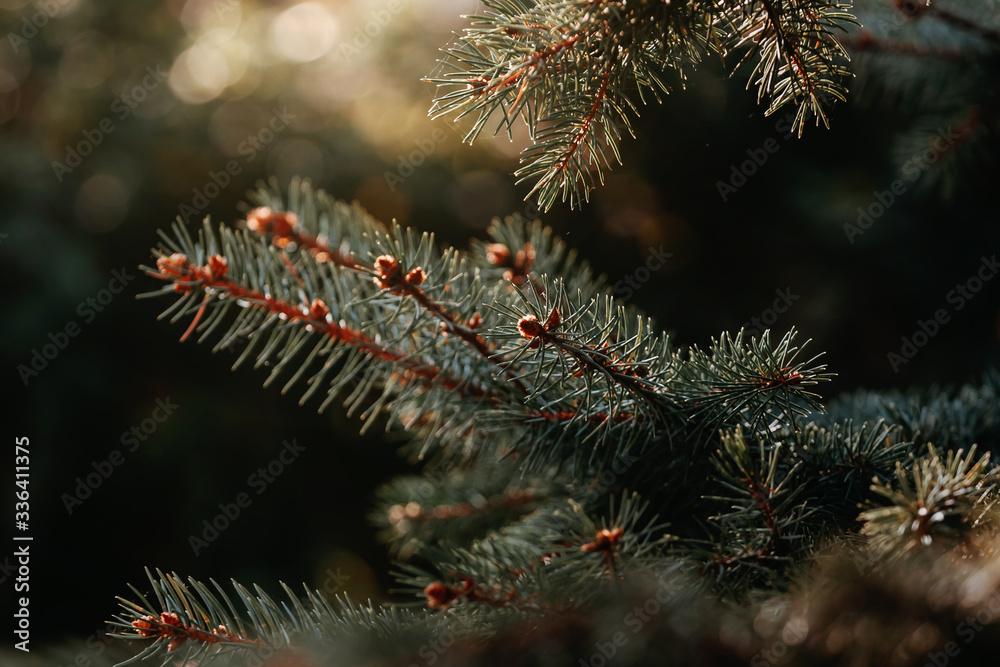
148, 256, 494, 400
479, 33, 584, 97
131, 611, 262, 653
744, 475, 781, 547
549, 62, 613, 183
757, 0, 818, 92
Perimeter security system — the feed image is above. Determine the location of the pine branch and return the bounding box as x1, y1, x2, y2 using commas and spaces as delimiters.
110, 569, 457, 667
118, 184, 1000, 665
242, 203, 530, 395
393, 491, 671, 611
679, 329, 832, 436
698, 427, 815, 586
738, 0, 854, 134
430, 0, 855, 209
109, 568, 323, 664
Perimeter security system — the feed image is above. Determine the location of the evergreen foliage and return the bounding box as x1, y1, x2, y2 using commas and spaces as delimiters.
429, 0, 1000, 208
107, 180, 1000, 666
95, 3, 1000, 666
429, 0, 856, 210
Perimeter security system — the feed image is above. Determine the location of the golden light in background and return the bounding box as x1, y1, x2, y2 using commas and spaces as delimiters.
180, 0, 241, 39
170, 38, 236, 104
270, 2, 339, 64
173, 41, 226, 103
171, 0, 252, 104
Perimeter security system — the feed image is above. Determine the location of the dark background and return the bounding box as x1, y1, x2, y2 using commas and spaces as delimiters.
1, 0, 998, 659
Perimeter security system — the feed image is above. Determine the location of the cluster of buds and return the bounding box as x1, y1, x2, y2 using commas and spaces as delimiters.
373, 255, 426, 292
132, 612, 242, 652
158, 253, 232, 293
424, 577, 476, 609
517, 307, 561, 343
423, 574, 516, 609
486, 242, 536, 287
207, 254, 228, 280
156, 253, 191, 278
581, 527, 624, 554
245, 206, 297, 239
131, 612, 189, 652
131, 611, 182, 638
247, 205, 360, 267
373, 255, 400, 290
155, 252, 229, 293
307, 298, 330, 322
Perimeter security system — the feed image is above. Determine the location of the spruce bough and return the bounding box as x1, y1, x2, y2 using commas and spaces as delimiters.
108, 181, 1000, 666
106, 2, 1000, 665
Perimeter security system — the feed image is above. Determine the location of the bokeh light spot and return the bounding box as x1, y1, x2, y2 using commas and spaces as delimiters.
270, 2, 339, 63
170, 40, 231, 104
